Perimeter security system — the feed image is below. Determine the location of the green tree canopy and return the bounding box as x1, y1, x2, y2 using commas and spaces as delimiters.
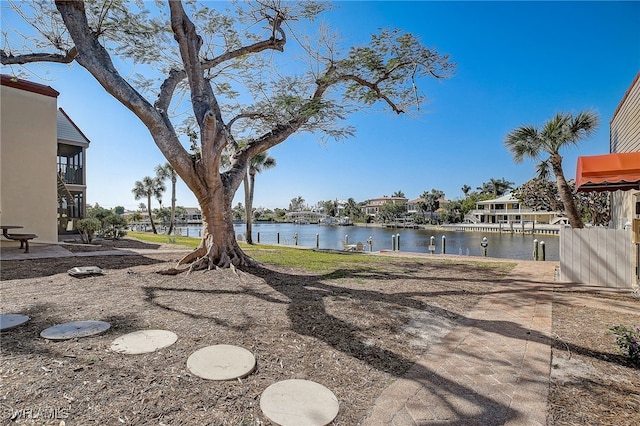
3, 0, 454, 269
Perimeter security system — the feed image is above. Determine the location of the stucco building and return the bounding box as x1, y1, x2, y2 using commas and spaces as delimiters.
1, 75, 90, 245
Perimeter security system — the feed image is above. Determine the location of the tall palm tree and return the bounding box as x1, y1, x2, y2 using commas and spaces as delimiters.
132, 176, 166, 234
505, 110, 599, 228
155, 162, 178, 235
461, 185, 471, 197
243, 152, 276, 244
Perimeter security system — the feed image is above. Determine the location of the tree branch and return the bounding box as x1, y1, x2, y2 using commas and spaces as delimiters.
338, 74, 404, 114
52, 0, 196, 193
1, 47, 78, 65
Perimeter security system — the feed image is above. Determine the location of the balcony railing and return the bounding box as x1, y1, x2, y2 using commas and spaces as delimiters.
58, 166, 84, 185
471, 208, 548, 215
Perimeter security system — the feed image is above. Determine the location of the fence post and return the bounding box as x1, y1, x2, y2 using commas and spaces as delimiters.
533, 239, 539, 261
396, 233, 400, 251
316, 233, 319, 249
441, 235, 446, 254
540, 241, 545, 261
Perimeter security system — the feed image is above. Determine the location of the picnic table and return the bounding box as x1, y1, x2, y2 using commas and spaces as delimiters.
1, 225, 38, 253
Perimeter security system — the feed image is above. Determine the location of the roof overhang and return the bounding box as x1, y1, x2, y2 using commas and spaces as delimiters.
575, 152, 640, 192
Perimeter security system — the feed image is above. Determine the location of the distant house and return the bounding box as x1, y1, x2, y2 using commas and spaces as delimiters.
1, 75, 90, 244
364, 196, 408, 217
182, 207, 202, 224
465, 193, 563, 225
407, 196, 448, 217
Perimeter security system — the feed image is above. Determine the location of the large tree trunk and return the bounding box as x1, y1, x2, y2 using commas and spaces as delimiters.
551, 154, 584, 228
172, 183, 256, 272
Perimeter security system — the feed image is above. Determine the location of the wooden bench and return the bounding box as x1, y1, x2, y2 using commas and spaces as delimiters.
4, 233, 38, 253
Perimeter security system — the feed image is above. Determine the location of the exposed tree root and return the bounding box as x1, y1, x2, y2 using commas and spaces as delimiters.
177, 246, 207, 267
158, 239, 259, 275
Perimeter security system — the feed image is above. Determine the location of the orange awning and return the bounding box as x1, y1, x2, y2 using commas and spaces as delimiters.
576, 152, 640, 192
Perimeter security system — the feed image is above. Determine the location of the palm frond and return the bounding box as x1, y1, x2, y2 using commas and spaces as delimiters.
504, 125, 542, 163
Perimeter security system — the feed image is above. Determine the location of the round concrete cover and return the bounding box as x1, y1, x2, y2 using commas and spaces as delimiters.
187, 345, 256, 381
260, 379, 339, 426
40, 320, 111, 340
0, 314, 30, 331
110, 329, 178, 354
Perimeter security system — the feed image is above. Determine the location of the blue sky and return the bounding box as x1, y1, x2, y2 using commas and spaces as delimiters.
2, 1, 639, 210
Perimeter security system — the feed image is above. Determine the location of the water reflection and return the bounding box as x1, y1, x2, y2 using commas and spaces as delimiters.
171, 223, 558, 261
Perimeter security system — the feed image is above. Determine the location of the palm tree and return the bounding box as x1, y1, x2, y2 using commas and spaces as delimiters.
505, 110, 599, 228
289, 196, 306, 212
243, 152, 276, 244
155, 162, 178, 235
343, 198, 361, 220
461, 184, 471, 197
132, 176, 166, 234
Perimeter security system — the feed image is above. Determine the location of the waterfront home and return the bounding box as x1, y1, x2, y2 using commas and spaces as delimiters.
464, 193, 563, 226
364, 195, 408, 218
1, 75, 90, 243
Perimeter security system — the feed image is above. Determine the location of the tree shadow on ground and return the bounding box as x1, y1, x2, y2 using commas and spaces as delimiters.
0, 302, 144, 359
139, 259, 636, 423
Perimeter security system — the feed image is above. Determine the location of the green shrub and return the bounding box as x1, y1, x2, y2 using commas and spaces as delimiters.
76, 218, 101, 243
611, 324, 640, 366
102, 213, 128, 240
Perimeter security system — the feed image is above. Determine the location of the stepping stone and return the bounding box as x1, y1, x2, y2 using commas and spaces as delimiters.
110, 329, 178, 354
40, 320, 111, 340
187, 345, 256, 381
0, 314, 30, 331
260, 379, 339, 426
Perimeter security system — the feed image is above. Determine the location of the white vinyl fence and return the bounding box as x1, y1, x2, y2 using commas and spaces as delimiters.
559, 227, 634, 288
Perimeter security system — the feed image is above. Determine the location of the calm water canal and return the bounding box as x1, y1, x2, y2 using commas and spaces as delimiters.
175, 223, 559, 261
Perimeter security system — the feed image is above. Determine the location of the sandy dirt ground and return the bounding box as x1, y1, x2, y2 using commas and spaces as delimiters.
1, 238, 638, 425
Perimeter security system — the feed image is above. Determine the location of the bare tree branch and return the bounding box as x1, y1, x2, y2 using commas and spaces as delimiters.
1, 47, 77, 65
